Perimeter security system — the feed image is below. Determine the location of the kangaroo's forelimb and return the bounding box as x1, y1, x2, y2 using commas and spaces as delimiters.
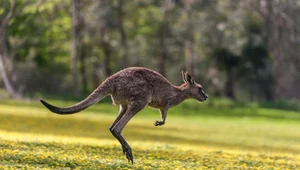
154, 108, 168, 126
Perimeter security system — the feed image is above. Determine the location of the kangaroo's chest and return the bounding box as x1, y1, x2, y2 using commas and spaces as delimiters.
147, 95, 168, 109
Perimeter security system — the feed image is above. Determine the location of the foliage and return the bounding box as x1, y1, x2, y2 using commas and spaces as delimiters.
259, 99, 300, 112
212, 48, 240, 72
8, 0, 71, 67
239, 12, 274, 100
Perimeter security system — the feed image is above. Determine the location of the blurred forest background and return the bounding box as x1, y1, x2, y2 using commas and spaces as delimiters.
0, 0, 300, 104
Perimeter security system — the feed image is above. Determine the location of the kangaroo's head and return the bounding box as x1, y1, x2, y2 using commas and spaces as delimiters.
181, 71, 208, 102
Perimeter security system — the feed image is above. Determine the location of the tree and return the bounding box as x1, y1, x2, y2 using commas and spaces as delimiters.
1, 0, 299, 102
212, 47, 240, 99
0, 0, 20, 99
253, 0, 300, 99
71, 0, 83, 97
157, 0, 174, 76
97, 0, 114, 77
80, 43, 88, 93
116, 0, 129, 69
183, 0, 195, 75
239, 13, 274, 100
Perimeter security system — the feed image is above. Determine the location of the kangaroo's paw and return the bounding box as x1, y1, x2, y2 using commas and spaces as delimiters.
154, 120, 165, 126
122, 146, 133, 164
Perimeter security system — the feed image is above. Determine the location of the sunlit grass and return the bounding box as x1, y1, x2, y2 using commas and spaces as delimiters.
0, 99, 300, 169
1, 139, 299, 169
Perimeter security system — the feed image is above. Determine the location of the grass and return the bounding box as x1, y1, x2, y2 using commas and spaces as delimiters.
0, 98, 300, 169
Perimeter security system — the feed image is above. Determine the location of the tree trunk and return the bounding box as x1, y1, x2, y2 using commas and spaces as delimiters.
263, 85, 274, 101
92, 61, 100, 89
102, 41, 112, 77
158, 0, 173, 76
256, 0, 299, 99
184, 41, 194, 75
80, 44, 88, 93
71, 0, 82, 97
97, 0, 113, 78
158, 23, 167, 76
183, 0, 194, 75
117, 0, 129, 69
0, 0, 20, 99
225, 74, 235, 100
0, 54, 20, 99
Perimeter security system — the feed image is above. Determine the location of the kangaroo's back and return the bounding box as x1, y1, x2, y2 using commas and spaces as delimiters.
106, 67, 173, 105
108, 67, 172, 89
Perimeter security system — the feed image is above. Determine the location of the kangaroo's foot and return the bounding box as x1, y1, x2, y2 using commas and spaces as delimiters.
154, 120, 165, 126
122, 146, 133, 164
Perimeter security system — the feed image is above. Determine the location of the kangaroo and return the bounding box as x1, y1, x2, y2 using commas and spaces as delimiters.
40, 67, 208, 163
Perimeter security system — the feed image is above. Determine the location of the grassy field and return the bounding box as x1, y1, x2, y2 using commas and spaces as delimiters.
0, 99, 300, 169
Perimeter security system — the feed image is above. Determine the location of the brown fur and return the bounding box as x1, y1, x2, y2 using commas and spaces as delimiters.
40, 67, 208, 163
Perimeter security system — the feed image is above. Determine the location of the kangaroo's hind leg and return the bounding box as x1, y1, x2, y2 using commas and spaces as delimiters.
109, 105, 128, 130
109, 100, 147, 163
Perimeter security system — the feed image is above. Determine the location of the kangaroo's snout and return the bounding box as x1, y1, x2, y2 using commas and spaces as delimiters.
204, 92, 208, 100
200, 90, 208, 101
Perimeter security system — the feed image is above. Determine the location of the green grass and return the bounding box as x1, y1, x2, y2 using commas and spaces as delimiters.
0, 99, 300, 169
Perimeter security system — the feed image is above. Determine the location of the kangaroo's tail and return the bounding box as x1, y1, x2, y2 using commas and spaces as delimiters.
40, 85, 110, 115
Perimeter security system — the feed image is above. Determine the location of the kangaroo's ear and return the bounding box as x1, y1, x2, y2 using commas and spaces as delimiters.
185, 72, 195, 84
182, 71, 187, 83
